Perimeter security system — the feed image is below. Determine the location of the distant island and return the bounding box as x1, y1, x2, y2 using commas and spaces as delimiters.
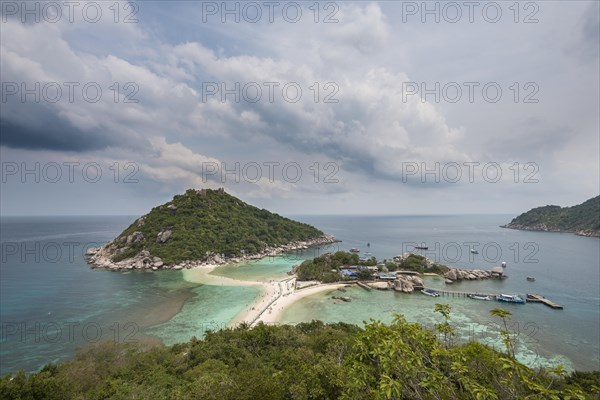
86, 188, 336, 271
501, 196, 600, 237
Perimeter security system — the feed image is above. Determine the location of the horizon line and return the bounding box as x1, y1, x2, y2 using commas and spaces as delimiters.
0, 212, 516, 218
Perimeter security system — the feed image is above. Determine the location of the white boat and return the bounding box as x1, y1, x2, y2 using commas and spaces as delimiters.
467, 294, 492, 301
470, 249, 478, 254
350, 248, 360, 253
421, 288, 440, 297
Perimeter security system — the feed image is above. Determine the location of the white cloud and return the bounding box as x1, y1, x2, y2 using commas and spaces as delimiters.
1, 1, 598, 215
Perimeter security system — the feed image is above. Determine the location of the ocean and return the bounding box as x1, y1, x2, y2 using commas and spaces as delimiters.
1, 214, 598, 374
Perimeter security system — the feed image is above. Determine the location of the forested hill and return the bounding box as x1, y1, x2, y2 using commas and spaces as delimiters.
2, 314, 598, 399
502, 196, 600, 237
87, 188, 332, 267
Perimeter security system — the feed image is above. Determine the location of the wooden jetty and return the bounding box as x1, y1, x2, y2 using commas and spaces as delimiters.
356, 281, 372, 291
421, 288, 564, 310
429, 288, 496, 298
526, 294, 564, 309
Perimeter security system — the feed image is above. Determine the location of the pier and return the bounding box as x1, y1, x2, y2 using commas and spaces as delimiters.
526, 294, 564, 309
356, 281, 372, 291
421, 288, 564, 309
428, 288, 495, 298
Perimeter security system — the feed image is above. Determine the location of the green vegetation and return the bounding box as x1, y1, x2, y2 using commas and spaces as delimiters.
504, 195, 600, 236
2, 308, 597, 400
296, 251, 376, 282
397, 254, 449, 274
110, 189, 326, 264
295, 252, 450, 282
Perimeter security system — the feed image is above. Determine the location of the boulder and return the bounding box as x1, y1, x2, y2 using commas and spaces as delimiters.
370, 282, 390, 290
445, 269, 458, 281
157, 230, 172, 243
410, 276, 424, 287
136, 217, 145, 227
126, 231, 144, 244
392, 275, 424, 293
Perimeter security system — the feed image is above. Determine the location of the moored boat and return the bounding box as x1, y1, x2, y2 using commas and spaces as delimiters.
414, 243, 428, 250
527, 277, 536, 282
421, 288, 440, 297
467, 293, 492, 301
496, 293, 526, 303
470, 249, 478, 254
332, 295, 351, 302
350, 248, 360, 253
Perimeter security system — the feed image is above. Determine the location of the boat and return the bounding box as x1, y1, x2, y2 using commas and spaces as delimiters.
467, 294, 492, 301
349, 248, 360, 253
526, 277, 536, 282
470, 249, 478, 254
364, 252, 372, 256
496, 294, 526, 304
332, 295, 351, 302
501, 261, 507, 268
421, 288, 440, 297
367, 242, 370, 247
414, 243, 428, 250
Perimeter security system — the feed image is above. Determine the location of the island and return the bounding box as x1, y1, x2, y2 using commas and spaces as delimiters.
85, 188, 337, 271
293, 251, 505, 293
501, 195, 600, 237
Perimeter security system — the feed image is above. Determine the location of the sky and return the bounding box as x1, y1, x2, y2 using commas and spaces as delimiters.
1, 1, 599, 216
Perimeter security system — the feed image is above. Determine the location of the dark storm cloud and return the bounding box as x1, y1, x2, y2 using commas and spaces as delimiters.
581, 2, 600, 61
0, 106, 111, 152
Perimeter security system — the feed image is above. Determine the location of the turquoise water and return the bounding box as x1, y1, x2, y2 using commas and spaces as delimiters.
145, 284, 260, 345
276, 215, 600, 371
1, 215, 598, 374
212, 257, 294, 282
0, 216, 258, 374
280, 284, 572, 370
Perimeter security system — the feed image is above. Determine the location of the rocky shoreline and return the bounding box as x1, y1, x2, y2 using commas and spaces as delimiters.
365, 266, 504, 293
85, 234, 338, 272
443, 266, 504, 283
501, 223, 600, 237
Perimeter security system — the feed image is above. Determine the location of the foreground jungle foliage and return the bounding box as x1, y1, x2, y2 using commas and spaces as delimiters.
2, 307, 598, 400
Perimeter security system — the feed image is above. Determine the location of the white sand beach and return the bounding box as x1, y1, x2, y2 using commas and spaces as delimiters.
182, 264, 263, 287
182, 265, 348, 327
255, 283, 348, 325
